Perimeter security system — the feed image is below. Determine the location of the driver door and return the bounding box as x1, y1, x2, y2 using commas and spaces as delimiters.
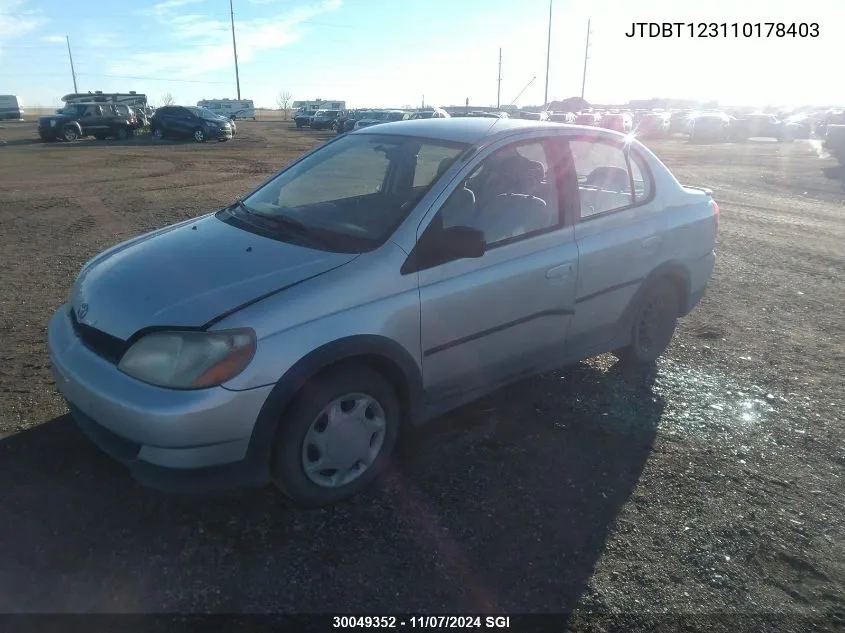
414, 136, 579, 404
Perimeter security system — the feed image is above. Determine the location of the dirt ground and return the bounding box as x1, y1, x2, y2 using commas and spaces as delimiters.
0, 121, 842, 630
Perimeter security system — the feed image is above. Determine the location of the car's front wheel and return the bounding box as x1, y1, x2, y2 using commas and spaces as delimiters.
151, 126, 164, 140
193, 127, 206, 143
616, 281, 679, 364
62, 125, 79, 142
271, 366, 400, 506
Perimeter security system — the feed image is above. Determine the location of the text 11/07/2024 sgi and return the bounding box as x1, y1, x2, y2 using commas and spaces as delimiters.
625, 22, 819, 38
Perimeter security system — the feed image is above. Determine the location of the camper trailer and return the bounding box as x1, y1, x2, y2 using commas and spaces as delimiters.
197, 99, 255, 120
0, 95, 24, 120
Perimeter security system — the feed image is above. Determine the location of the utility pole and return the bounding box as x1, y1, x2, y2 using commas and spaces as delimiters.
581, 18, 591, 99
229, 0, 241, 99
543, 0, 553, 107
497, 48, 502, 109
66, 35, 78, 93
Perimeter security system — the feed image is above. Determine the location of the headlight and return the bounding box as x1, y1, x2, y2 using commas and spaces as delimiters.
50, 120, 57, 127
118, 329, 256, 389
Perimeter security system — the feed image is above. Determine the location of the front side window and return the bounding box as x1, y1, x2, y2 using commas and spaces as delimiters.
239, 134, 467, 250
438, 140, 560, 247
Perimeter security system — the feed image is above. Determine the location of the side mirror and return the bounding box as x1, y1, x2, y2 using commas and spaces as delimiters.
403, 225, 486, 274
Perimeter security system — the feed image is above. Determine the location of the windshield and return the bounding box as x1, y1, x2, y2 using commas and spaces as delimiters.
238, 133, 468, 251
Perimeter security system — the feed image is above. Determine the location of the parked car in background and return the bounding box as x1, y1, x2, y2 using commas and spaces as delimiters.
408, 107, 450, 119
336, 110, 368, 135
519, 110, 550, 121
669, 111, 692, 134
730, 113, 793, 142
688, 113, 732, 143
38, 103, 136, 141
636, 112, 671, 138
824, 124, 845, 164
575, 112, 601, 126
110, 104, 139, 130
294, 109, 317, 128
150, 106, 234, 142
353, 110, 409, 130
782, 114, 813, 139
310, 109, 342, 130
48, 117, 718, 506
0, 94, 24, 120
550, 112, 576, 123
600, 113, 633, 133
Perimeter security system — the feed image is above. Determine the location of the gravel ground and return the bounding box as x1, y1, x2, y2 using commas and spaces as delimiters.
0, 122, 842, 630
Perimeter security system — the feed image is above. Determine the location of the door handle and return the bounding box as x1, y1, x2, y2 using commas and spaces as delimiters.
641, 235, 662, 249
545, 263, 572, 279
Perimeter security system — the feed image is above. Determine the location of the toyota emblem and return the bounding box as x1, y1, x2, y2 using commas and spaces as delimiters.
77, 303, 89, 320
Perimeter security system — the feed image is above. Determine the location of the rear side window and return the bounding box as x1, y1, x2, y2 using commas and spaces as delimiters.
569, 139, 653, 218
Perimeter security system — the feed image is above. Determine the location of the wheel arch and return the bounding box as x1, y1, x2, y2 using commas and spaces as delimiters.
618, 261, 692, 337
244, 335, 423, 481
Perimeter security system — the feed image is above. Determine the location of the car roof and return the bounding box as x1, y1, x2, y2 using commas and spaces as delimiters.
349, 117, 563, 144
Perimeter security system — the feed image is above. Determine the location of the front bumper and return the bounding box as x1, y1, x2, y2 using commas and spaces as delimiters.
208, 126, 234, 140
47, 305, 273, 491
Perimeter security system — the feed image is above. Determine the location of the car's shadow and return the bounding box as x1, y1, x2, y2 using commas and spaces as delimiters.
0, 359, 662, 614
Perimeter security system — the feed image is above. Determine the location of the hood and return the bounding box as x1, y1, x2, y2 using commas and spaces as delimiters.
71, 214, 357, 340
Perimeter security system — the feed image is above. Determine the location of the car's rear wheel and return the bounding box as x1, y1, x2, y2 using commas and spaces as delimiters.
271, 366, 400, 507
616, 281, 679, 364
151, 126, 164, 140
62, 126, 78, 142
193, 127, 206, 143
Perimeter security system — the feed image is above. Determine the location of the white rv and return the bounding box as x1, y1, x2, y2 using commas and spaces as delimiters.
0, 95, 24, 120
197, 99, 255, 120
293, 99, 346, 112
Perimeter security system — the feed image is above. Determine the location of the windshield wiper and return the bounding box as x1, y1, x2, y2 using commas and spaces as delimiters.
230, 200, 332, 247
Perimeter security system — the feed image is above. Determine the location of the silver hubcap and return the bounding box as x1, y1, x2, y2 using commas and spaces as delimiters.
65, 129, 76, 140
194, 130, 204, 141
301, 393, 387, 488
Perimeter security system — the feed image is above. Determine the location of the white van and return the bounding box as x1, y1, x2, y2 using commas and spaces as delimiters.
0, 95, 24, 121
197, 99, 255, 120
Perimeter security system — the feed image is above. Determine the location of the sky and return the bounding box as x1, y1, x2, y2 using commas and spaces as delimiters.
0, 0, 842, 110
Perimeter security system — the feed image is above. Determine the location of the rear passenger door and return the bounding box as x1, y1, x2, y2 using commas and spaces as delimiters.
562, 135, 665, 353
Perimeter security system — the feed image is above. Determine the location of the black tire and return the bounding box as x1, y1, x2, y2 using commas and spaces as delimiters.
192, 127, 206, 143
151, 126, 164, 141
62, 125, 79, 142
295, 122, 303, 128
615, 281, 679, 364
116, 127, 128, 141
270, 365, 401, 507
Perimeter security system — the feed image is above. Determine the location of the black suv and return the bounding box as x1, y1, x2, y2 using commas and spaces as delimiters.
150, 106, 234, 142
294, 109, 317, 128
38, 103, 136, 142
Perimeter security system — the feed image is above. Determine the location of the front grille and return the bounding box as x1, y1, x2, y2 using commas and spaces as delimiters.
69, 309, 128, 364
